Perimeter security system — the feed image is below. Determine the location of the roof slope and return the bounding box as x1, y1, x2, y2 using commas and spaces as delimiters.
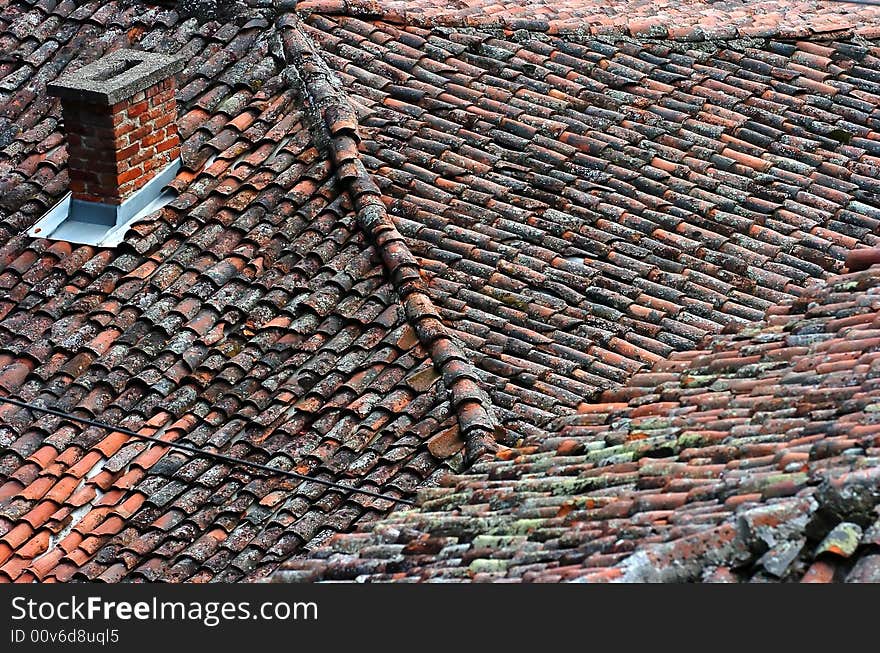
297, 7, 880, 444
0, 0, 493, 582
275, 266, 880, 583
296, 0, 880, 40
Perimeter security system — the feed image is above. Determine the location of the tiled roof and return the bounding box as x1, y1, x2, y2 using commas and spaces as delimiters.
0, 0, 483, 582
275, 267, 880, 583
297, 7, 880, 444
1, 0, 880, 582
296, 0, 880, 40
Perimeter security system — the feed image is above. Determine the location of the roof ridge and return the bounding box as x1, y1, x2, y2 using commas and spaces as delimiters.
276, 13, 503, 465
292, 0, 880, 43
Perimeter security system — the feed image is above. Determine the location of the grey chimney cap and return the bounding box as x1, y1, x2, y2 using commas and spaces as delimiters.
47, 49, 185, 106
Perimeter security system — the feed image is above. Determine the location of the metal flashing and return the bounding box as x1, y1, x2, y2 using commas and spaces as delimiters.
28, 158, 181, 247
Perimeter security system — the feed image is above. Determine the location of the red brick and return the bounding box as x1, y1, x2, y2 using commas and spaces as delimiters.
66, 167, 88, 181
133, 114, 155, 131
126, 101, 149, 118
74, 125, 116, 139
147, 101, 176, 121
154, 113, 176, 129
121, 124, 154, 146
141, 157, 161, 174
75, 192, 118, 204
109, 98, 129, 113
118, 178, 149, 196
130, 146, 157, 165
65, 141, 88, 157
141, 129, 166, 147
97, 172, 120, 187
77, 170, 109, 185
114, 143, 141, 162
151, 89, 175, 105
156, 135, 179, 153
109, 110, 128, 127
113, 119, 137, 136
116, 167, 143, 185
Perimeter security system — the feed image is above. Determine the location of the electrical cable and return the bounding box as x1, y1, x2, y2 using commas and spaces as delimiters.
0, 395, 416, 506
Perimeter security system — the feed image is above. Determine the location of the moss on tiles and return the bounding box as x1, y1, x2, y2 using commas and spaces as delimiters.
816, 522, 863, 558
630, 417, 676, 430
677, 431, 707, 449
740, 472, 808, 494
419, 492, 476, 511
472, 534, 529, 548
483, 518, 547, 536
468, 558, 512, 573
586, 444, 627, 461
682, 374, 716, 388
629, 434, 680, 459
832, 280, 861, 292
736, 361, 789, 377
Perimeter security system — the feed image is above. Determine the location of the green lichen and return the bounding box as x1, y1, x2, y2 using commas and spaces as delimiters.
682, 374, 716, 388
550, 478, 594, 496
468, 558, 512, 573
484, 518, 547, 536
633, 417, 675, 430
419, 492, 474, 511
587, 445, 636, 465
472, 534, 528, 549
677, 432, 706, 449
630, 434, 680, 459
816, 522, 863, 558
743, 472, 808, 494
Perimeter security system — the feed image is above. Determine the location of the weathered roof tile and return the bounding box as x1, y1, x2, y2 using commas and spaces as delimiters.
5, 0, 880, 583
278, 268, 880, 582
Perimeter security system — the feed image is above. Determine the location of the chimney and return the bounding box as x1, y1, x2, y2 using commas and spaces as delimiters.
47, 49, 184, 211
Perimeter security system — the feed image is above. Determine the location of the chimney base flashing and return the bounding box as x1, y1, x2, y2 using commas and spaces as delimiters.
29, 158, 181, 247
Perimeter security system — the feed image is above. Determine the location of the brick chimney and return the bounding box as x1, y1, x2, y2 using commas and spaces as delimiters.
48, 50, 184, 208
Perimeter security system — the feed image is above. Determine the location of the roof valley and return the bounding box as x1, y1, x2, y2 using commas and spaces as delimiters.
275, 13, 503, 464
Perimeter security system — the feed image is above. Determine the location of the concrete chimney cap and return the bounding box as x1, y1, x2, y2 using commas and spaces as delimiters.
47, 49, 185, 106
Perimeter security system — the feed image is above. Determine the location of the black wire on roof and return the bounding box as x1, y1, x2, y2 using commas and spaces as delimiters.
0, 395, 416, 506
